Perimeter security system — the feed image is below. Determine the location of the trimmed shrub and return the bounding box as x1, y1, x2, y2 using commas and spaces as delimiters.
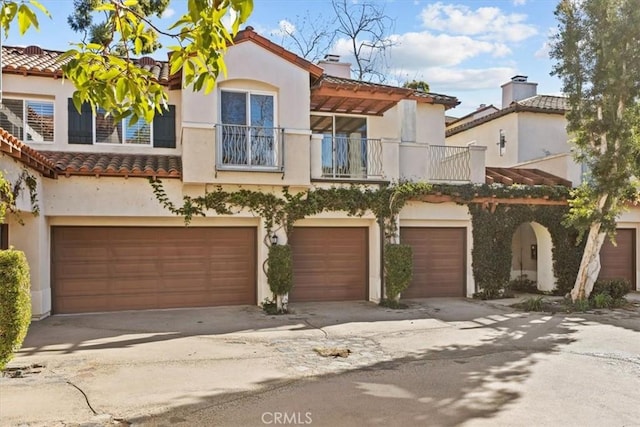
0, 249, 31, 370
267, 244, 293, 296
591, 279, 631, 301
384, 243, 413, 301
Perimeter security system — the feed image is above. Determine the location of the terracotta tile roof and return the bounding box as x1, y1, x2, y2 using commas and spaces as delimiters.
41, 151, 182, 179
447, 104, 499, 126
446, 95, 568, 137
486, 167, 572, 187
408, 89, 460, 108
0, 128, 57, 178
234, 27, 324, 80
1, 45, 173, 85
516, 95, 568, 112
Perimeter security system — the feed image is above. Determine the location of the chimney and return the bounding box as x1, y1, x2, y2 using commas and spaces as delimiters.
501, 75, 537, 108
317, 54, 352, 79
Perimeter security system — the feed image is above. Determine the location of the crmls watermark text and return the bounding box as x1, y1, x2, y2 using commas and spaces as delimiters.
261, 411, 313, 425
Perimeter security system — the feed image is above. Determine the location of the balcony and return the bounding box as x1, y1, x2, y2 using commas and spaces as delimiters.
398, 143, 486, 183
316, 135, 383, 180
427, 145, 471, 182
216, 124, 284, 171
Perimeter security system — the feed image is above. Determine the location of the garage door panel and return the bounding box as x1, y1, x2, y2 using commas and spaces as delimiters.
289, 227, 368, 302
52, 227, 256, 313
599, 228, 636, 287
401, 227, 466, 298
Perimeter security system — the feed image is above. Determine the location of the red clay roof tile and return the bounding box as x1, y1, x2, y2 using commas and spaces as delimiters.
41, 151, 182, 179
0, 127, 57, 178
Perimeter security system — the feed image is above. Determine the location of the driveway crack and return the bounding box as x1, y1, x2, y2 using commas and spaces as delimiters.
66, 380, 98, 415
302, 319, 328, 338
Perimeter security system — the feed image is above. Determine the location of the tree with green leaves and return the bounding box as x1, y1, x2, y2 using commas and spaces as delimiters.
67, 0, 170, 54
403, 80, 430, 93
550, 0, 640, 301
1, 0, 253, 124
0, 0, 252, 225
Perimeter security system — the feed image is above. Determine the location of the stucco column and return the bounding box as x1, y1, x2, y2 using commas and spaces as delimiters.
469, 145, 488, 184
8, 214, 50, 318
382, 138, 400, 181
310, 134, 323, 179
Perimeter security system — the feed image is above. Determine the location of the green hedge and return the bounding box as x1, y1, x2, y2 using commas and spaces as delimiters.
384, 243, 413, 301
267, 244, 293, 296
0, 249, 31, 370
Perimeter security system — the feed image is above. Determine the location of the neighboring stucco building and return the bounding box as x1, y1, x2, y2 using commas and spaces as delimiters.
446, 75, 639, 292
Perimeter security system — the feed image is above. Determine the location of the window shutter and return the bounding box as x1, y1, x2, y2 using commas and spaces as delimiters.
153, 105, 176, 148
67, 98, 93, 144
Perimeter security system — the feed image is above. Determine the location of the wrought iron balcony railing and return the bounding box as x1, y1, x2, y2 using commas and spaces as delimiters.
321, 136, 383, 179
216, 124, 284, 171
428, 145, 471, 182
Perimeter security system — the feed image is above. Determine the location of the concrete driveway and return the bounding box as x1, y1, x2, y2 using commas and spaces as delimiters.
1, 298, 639, 426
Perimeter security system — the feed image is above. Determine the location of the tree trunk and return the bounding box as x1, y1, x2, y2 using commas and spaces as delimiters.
571, 222, 607, 301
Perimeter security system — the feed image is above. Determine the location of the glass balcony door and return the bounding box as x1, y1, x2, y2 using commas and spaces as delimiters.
221, 90, 276, 167
311, 115, 368, 178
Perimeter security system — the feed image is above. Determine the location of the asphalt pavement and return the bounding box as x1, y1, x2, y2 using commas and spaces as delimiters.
1, 297, 639, 427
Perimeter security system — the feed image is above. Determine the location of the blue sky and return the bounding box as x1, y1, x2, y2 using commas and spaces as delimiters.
4, 0, 562, 117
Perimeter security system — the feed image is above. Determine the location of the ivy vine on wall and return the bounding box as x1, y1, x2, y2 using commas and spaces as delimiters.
149, 178, 579, 297
0, 169, 40, 224
468, 203, 584, 297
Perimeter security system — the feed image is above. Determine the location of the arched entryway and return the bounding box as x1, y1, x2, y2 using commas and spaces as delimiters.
511, 222, 556, 292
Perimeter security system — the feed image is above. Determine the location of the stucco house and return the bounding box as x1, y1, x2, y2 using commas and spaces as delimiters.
2, 28, 612, 319
445, 76, 639, 293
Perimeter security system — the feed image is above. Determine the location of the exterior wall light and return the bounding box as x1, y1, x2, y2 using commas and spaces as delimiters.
270, 234, 279, 245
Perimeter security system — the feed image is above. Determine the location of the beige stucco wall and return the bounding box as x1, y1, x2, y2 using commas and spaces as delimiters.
399, 201, 476, 296
180, 41, 312, 186
416, 103, 447, 145
511, 223, 537, 281
515, 153, 583, 186
1, 154, 50, 316
446, 112, 573, 173
446, 114, 519, 168
517, 113, 569, 163
2, 74, 181, 156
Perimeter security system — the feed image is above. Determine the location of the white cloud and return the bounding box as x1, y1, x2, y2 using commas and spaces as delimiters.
420, 2, 537, 42
330, 31, 509, 70
161, 8, 175, 19
513, 0, 527, 5
221, 9, 238, 31
535, 41, 550, 59
270, 19, 296, 38
390, 66, 516, 91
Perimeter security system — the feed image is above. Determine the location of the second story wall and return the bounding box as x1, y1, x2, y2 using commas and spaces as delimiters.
2, 74, 181, 156
447, 113, 519, 168
517, 112, 569, 163
181, 40, 312, 186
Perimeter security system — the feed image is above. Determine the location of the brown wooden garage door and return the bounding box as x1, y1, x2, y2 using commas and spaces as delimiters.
400, 227, 466, 298
599, 228, 636, 287
52, 227, 256, 314
289, 227, 368, 302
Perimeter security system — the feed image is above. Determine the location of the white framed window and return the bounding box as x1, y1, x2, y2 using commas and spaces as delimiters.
0, 97, 55, 142
218, 88, 279, 168
94, 108, 152, 145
